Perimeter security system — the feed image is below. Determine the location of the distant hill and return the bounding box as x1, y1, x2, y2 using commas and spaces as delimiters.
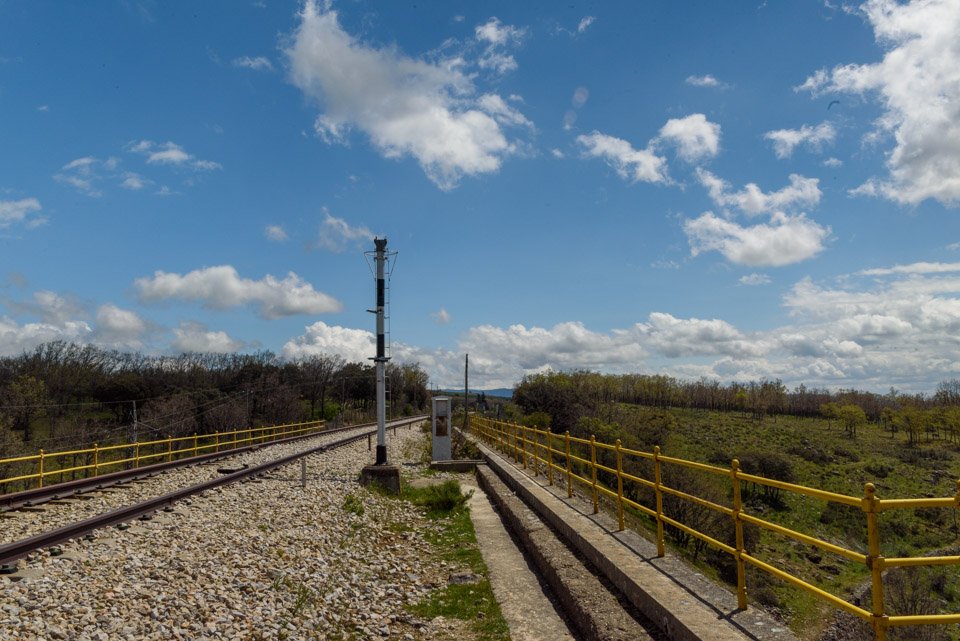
437, 388, 513, 399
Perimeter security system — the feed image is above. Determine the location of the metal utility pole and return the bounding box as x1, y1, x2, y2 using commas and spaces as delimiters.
372, 237, 390, 465
132, 400, 138, 443
464, 354, 469, 431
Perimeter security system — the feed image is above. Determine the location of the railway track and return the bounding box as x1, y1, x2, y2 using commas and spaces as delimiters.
0, 416, 426, 567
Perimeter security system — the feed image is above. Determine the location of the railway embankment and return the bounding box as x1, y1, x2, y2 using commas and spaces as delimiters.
1, 424, 494, 640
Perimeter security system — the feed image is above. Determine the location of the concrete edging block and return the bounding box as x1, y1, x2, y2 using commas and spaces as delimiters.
475, 440, 796, 641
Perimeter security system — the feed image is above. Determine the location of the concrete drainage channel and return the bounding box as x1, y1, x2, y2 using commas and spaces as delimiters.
477, 463, 663, 641
468, 437, 799, 641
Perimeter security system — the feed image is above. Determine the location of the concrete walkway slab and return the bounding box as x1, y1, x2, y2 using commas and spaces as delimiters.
462, 476, 576, 641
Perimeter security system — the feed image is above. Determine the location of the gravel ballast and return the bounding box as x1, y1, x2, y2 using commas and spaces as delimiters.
1, 423, 400, 545
1, 424, 480, 641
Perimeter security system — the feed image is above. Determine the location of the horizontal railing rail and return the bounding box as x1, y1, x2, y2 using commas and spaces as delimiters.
0, 419, 327, 493
470, 416, 960, 641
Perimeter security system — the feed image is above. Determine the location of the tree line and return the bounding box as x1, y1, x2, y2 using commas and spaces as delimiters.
511, 369, 960, 436
0, 341, 429, 457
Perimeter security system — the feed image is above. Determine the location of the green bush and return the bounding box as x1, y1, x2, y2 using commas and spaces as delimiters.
411, 480, 473, 517
522, 411, 552, 429
322, 403, 341, 421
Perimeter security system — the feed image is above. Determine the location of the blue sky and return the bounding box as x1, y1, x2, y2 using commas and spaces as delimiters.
2, 0, 960, 392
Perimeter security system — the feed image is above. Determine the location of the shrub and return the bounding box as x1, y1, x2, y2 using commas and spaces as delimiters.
885, 567, 950, 641
864, 462, 893, 478
660, 465, 729, 559
737, 451, 796, 508
833, 445, 860, 462
411, 480, 473, 517
786, 443, 831, 465
819, 502, 864, 544
522, 412, 552, 429
452, 431, 481, 459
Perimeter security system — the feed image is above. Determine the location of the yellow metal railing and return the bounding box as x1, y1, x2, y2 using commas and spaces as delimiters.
0, 419, 325, 493
471, 416, 960, 641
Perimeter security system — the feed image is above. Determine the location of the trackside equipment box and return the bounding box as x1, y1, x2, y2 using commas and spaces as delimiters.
432, 397, 452, 461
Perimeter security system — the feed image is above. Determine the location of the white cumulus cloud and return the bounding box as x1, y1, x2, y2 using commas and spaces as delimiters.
477, 93, 533, 128
282, 321, 375, 363
172, 322, 245, 354
54, 157, 107, 197
279, 269, 960, 392
0, 317, 92, 356
576, 132, 668, 183
697, 169, 822, 216
475, 17, 526, 74
265, 225, 288, 242
233, 55, 274, 71
135, 265, 342, 319
127, 140, 221, 171
658, 113, 721, 162
764, 122, 836, 159
684, 211, 830, 267
286, 2, 529, 190
0, 198, 45, 230
636, 312, 765, 358
317, 211, 374, 252
28, 290, 84, 324
95, 304, 147, 348
685, 74, 722, 88
461, 321, 647, 374
121, 172, 150, 190
739, 273, 772, 286
798, 0, 960, 205
859, 261, 960, 276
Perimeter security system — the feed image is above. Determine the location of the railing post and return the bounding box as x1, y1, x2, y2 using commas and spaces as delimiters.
93, 444, 100, 478
653, 446, 665, 557
134, 442, 140, 468
37, 449, 45, 489
521, 426, 528, 469
731, 458, 747, 610
590, 435, 599, 514
615, 439, 625, 531
565, 431, 573, 498
863, 483, 888, 641
167, 436, 173, 462
861, 483, 887, 641
514, 422, 521, 463
193, 433, 198, 457
547, 432, 555, 486
215, 432, 220, 453
532, 429, 539, 477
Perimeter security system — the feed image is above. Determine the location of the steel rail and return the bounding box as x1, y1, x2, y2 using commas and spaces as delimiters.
0, 416, 426, 566
0, 417, 423, 512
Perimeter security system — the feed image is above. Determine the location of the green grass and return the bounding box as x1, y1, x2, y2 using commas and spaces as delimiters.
547, 404, 960, 640
341, 493, 365, 516
408, 480, 473, 517
402, 480, 510, 641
